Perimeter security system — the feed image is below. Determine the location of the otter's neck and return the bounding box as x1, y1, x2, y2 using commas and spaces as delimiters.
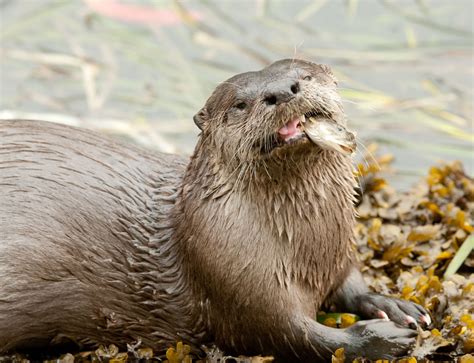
177, 145, 357, 298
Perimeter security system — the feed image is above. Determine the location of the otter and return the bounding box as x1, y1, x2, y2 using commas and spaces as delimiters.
0, 59, 430, 361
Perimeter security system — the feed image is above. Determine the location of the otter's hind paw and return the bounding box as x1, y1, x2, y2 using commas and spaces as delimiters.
354, 293, 431, 329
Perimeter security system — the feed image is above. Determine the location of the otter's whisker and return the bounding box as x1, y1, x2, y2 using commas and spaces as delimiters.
356, 140, 382, 172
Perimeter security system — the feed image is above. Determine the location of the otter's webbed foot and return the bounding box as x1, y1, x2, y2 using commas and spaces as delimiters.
344, 319, 418, 360
353, 292, 431, 329
284, 315, 418, 361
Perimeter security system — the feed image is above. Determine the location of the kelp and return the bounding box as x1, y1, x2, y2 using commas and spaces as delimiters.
353, 149, 473, 361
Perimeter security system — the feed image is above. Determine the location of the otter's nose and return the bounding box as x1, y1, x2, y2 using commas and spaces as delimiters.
264, 80, 300, 106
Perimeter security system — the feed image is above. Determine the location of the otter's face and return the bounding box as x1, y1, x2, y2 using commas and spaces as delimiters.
193, 59, 345, 165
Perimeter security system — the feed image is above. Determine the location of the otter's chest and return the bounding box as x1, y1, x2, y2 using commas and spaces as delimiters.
261, 180, 356, 305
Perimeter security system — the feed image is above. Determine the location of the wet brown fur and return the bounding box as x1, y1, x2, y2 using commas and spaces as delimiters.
0, 59, 359, 360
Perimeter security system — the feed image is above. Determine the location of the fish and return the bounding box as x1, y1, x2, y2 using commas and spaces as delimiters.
302, 116, 356, 155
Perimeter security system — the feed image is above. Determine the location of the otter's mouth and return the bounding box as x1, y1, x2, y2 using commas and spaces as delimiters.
277, 115, 307, 143
261, 110, 323, 152
260, 110, 356, 155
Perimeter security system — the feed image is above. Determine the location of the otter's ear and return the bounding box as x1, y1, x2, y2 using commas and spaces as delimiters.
193, 107, 208, 131
320, 64, 332, 75
320, 64, 338, 84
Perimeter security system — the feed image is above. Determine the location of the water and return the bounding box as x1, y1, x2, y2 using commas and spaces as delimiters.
0, 0, 472, 188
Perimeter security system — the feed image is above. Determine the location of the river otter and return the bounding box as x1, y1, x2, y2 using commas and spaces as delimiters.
0, 59, 430, 361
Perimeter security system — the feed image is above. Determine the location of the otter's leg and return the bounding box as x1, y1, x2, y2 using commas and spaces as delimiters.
329, 266, 431, 328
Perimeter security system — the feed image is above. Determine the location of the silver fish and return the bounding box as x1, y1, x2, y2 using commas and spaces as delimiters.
302, 116, 356, 155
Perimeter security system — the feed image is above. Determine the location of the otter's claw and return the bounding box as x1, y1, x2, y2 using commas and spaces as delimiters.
353, 293, 431, 329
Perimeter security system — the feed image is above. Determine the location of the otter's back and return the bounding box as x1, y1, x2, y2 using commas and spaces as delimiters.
0, 120, 187, 350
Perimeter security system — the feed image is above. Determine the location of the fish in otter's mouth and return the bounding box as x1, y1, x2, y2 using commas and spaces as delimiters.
263, 110, 356, 155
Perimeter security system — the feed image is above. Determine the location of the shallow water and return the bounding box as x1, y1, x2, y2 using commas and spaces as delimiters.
0, 0, 472, 188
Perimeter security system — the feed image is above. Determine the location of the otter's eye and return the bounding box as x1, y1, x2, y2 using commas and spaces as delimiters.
234, 102, 247, 110
303, 75, 312, 81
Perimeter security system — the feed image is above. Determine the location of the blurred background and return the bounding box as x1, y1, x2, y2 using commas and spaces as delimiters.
0, 0, 472, 188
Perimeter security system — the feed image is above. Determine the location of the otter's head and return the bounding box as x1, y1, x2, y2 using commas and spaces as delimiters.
193, 59, 347, 170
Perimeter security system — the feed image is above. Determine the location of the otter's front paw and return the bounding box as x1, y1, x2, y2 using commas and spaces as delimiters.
354, 292, 431, 329
344, 319, 417, 360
